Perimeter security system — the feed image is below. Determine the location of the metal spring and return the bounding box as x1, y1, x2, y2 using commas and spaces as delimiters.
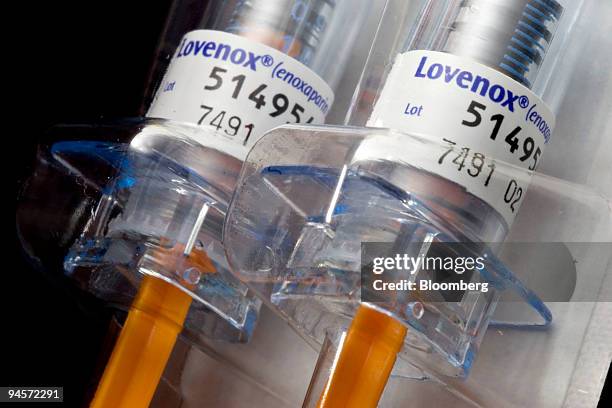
499, 0, 563, 87
443, 0, 563, 89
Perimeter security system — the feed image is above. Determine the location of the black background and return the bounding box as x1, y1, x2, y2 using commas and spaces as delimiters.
10, 1, 172, 406
8, 0, 611, 407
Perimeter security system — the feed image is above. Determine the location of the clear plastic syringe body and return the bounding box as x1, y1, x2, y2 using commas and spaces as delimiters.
347, 0, 582, 243
145, 0, 348, 107
117, 0, 373, 263
144, 0, 365, 142
223, 0, 337, 68
61, 2, 373, 406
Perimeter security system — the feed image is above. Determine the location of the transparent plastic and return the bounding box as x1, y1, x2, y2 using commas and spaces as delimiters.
223, 124, 611, 383
14, 0, 611, 405
111, 1, 609, 403
17, 124, 332, 401
144, 0, 373, 111
347, 0, 584, 126
16, 0, 379, 344
215, 1, 611, 404
18, 119, 262, 341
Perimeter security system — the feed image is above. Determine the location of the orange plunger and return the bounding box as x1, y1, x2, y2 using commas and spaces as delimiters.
90, 247, 215, 408
317, 304, 408, 408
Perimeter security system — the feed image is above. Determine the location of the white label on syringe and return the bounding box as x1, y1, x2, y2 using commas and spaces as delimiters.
366, 50, 555, 225
148, 30, 334, 160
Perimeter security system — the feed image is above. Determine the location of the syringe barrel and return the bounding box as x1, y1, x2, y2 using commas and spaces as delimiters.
435, 0, 563, 88
143, 0, 367, 111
